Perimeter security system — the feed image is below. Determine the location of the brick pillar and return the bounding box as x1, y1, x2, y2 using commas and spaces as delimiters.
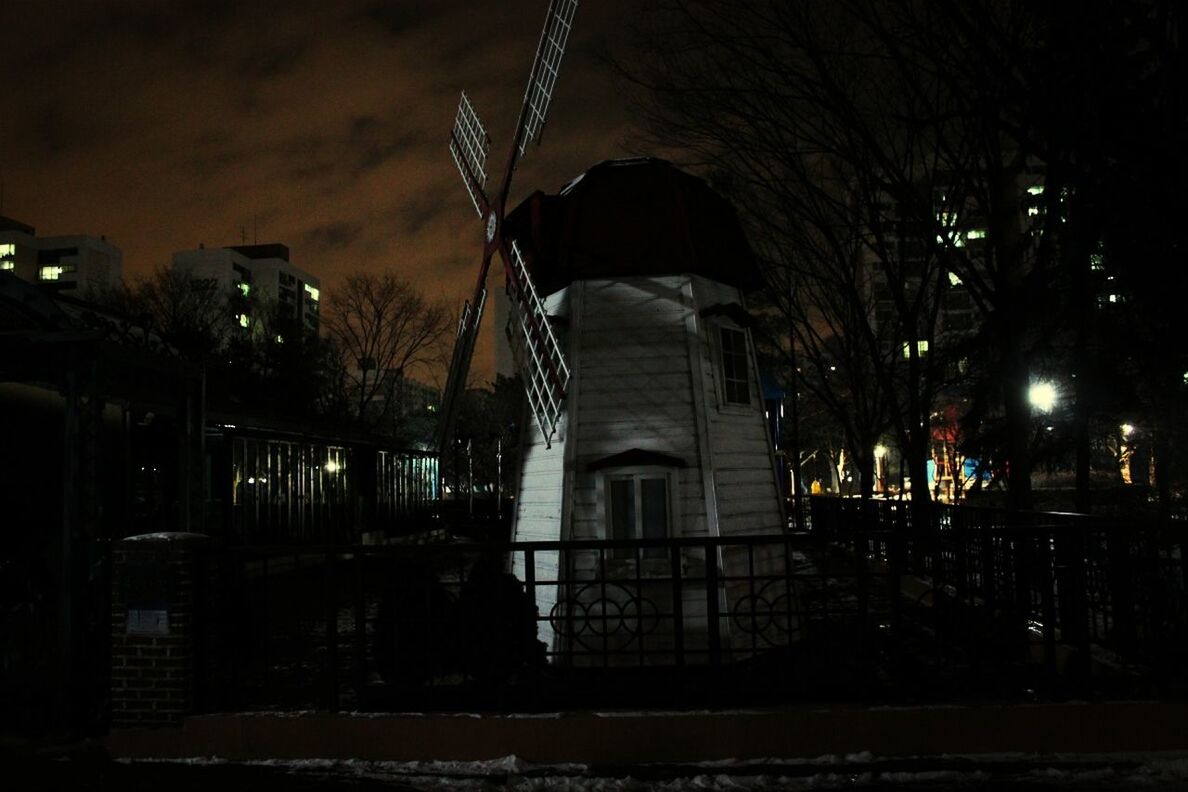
110, 533, 210, 727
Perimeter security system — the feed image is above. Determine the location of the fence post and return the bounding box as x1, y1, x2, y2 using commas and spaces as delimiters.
110, 532, 210, 728
670, 544, 685, 668
324, 548, 339, 710
705, 541, 721, 668
1108, 524, 1135, 650
1054, 523, 1090, 676
1037, 527, 1059, 678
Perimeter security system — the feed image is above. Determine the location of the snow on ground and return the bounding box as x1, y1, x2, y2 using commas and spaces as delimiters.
117, 752, 1188, 790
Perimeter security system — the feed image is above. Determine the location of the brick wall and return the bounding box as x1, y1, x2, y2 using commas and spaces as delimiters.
110, 533, 210, 727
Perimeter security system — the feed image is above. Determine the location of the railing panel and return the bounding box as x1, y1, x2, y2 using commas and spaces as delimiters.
201, 511, 1188, 713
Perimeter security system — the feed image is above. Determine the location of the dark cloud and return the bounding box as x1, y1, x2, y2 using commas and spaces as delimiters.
0, 0, 638, 383
357, 1, 437, 36
303, 220, 365, 251
34, 106, 70, 156
397, 193, 451, 238
236, 39, 311, 81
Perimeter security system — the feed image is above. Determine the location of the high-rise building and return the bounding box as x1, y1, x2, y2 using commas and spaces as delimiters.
171, 242, 320, 333
0, 215, 123, 294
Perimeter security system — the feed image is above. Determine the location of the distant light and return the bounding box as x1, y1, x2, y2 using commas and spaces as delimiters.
1029, 381, 1058, 413
247, 477, 256, 485
902, 340, 929, 359
1121, 423, 1135, 438
829, 365, 837, 372
874, 444, 889, 459
325, 460, 340, 473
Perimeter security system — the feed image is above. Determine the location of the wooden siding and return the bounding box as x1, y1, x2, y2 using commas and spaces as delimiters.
566, 277, 708, 544
689, 275, 784, 539
507, 273, 787, 654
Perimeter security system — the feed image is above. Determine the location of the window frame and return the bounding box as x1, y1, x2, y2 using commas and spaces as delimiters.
712, 322, 754, 410
600, 466, 675, 560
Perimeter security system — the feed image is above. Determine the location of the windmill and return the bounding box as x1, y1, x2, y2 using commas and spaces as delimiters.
438, 2, 793, 662
436, 0, 578, 459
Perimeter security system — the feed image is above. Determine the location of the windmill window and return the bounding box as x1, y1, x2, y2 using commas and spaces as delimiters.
719, 326, 751, 405
608, 473, 669, 559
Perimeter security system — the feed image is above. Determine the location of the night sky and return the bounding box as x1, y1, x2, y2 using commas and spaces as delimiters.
0, 0, 639, 383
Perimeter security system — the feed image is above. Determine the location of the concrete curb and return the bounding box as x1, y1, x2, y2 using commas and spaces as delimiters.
107, 701, 1188, 764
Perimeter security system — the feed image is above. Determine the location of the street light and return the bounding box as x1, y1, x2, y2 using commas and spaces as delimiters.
1028, 381, 1058, 414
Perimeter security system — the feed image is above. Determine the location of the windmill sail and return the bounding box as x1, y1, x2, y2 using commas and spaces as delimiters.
505, 240, 569, 446
434, 287, 487, 451
516, 0, 579, 162
438, 0, 579, 458
449, 92, 491, 217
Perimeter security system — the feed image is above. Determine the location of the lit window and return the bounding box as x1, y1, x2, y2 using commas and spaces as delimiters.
966, 229, 986, 241
719, 327, 750, 405
237, 282, 251, 296
948, 271, 963, 287
38, 265, 63, 281
902, 340, 929, 359
238, 313, 250, 328
0, 243, 14, 260
0, 261, 13, 271
1027, 185, 1044, 196
1027, 206, 1040, 217
304, 284, 320, 302
275, 334, 284, 344
609, 473, 669, 558
1089, 253, 1104, 271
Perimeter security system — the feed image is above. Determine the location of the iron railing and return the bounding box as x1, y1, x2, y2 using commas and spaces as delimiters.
196, 507, 1188, 714
809, 497, 1188, 683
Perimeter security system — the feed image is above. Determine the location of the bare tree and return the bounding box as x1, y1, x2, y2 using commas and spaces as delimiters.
106, 265, 243, 359
322, 272, 450, 426
618, 0, 1143, 510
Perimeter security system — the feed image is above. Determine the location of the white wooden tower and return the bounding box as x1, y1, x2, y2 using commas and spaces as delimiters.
440, 4, 787, 657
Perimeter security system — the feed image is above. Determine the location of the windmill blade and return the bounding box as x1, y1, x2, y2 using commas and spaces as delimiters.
449, 91, 492, 217
504, 239, 570, 446
516, 0, 579, 162
435, 285, 488, 453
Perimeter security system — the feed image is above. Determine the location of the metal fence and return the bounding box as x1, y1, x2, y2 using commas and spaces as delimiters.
197, 506, 1188, 715
204, 535, 902, 712
809, 497, 1188, 685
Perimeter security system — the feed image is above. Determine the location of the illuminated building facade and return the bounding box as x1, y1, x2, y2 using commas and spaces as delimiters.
171, 242, 320, 333
0, 214, 123, 294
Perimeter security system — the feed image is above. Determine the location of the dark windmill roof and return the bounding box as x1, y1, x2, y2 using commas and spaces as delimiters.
505, 158, 763, 296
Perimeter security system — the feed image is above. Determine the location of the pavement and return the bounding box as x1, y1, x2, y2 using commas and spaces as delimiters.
10, 701, 1188, 790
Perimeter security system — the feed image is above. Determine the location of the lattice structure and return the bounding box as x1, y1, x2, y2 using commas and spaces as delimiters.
517, 0, 578, 160
505, 241, 569, 446
439, 1, 579, 456
435, 287, 487, 450
449, 92, 491, 217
